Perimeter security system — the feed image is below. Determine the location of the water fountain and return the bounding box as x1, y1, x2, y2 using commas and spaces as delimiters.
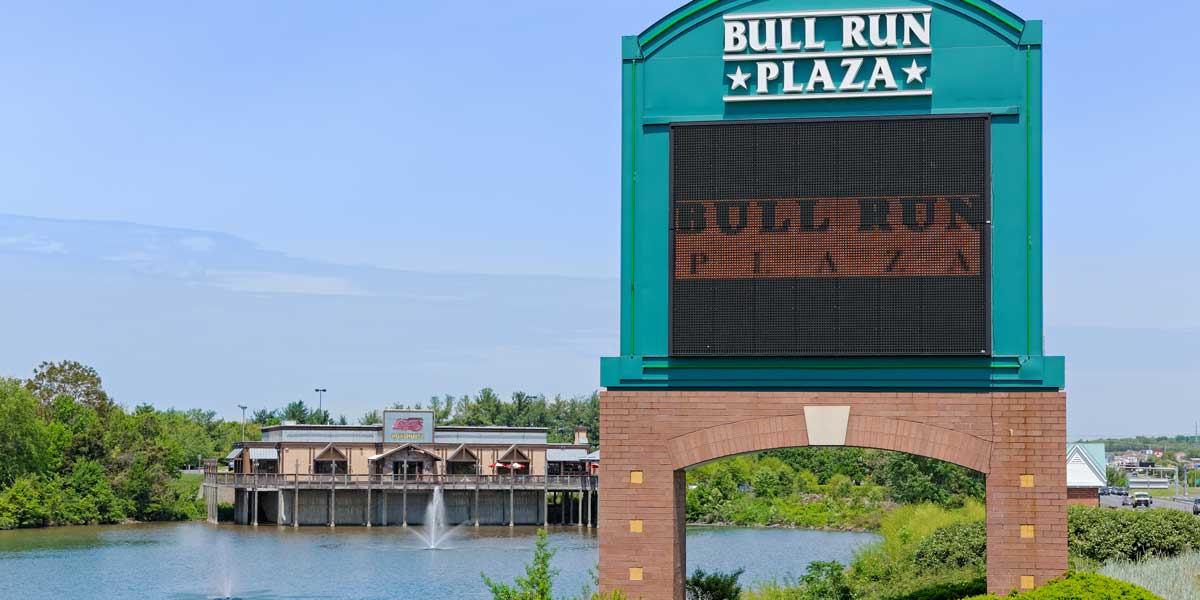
410, 486, 461, 549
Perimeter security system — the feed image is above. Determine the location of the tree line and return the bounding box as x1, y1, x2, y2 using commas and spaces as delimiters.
0, 361, 250, 529
249, 389, 600, 447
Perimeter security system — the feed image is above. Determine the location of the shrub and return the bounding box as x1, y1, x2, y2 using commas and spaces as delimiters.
482, 529, 556, 600
0, 475, 49, 528
686, 568, 743, 600
1068, 505, 1200, 562
217, 502, 235, 522
912, 521, 986, 574
962, 572, 1162, 599
798, 561, 852, 600
883, 576, 987, 600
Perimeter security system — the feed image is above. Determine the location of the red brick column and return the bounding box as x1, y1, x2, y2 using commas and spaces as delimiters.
597, 390, 1067, 599
986, 392, 1068, 594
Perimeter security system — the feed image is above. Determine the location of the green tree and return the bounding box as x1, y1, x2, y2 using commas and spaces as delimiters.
358, 410, 382, 425
1106, 466, 1128, 487
482, 528, 557, 600
0, 378, 49, 486
879, 454, 984, 506
281, 400, 310, 423
24, 360, 113, 417
686, 568, 744, 600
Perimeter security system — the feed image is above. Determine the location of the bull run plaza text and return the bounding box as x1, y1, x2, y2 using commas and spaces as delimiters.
723, 7, 931, 101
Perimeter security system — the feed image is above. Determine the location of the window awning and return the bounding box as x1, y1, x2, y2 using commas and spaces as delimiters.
498, 445, 530, 463
447, 444, 478, 462
248, 448, 278, 461
224, 448, 243, 461
315, 443, 348, 461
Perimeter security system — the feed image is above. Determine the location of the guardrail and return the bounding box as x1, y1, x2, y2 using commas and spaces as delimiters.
205, 472, 598, 490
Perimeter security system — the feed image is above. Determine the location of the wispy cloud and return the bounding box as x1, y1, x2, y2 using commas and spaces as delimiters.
0, 233, 66, 255
206, 270, 370, 297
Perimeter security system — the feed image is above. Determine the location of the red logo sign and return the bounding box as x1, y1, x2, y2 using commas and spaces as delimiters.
393, 417, 424, 432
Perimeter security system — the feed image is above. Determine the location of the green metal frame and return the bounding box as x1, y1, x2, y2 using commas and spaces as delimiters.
603, 0, 1062, 391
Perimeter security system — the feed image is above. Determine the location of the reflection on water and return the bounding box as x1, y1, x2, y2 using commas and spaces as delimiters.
0, 522, 877, 599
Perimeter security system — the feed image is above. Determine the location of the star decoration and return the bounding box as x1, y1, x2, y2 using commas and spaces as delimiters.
902, 59, 927, 84
727, 66, 751, 91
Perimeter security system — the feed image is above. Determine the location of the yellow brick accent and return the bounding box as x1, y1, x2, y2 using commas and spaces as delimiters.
630, 470, 644, 484
1020, 525, 1035, 539
1021, 576, 1035, 590
1020, 474, 1035, 488
629, 567, 643, 581
629, 520, 643, 533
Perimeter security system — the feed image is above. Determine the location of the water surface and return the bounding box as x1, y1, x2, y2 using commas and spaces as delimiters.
0, 523, 878, 599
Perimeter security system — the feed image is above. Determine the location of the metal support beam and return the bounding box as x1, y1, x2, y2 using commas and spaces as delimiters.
509, 477, 515, 527
329, 477, 336, 528
366, 478, 373, 527
577, 489, 583, 527
402, 462, 409, 527
251, 485, 258, 527
293, 467, 300, 528
382, 490, 388, 526
277, 490, 283, 526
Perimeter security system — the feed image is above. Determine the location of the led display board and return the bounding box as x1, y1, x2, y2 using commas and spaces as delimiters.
670, 116, 989, 356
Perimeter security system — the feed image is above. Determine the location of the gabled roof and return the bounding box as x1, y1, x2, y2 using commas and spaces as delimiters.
1067, 443, 1106, 488
315, 443, 347, 461
498, 445, 530, 463
367, 443, 442, 462
447, 444, 478, 462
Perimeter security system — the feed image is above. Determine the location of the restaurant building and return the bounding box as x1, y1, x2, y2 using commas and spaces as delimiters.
202, 410, 598, 527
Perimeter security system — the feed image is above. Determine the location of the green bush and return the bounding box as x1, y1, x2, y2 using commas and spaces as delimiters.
962, 572, 1162, 599
883, 576, 986, 600
482, 529, 556, 599
912, 521, 986, 574
685, 568, 743, 600
217, 501, 235, 521
1068, 505, 1200, 562
0, 475, 49, 528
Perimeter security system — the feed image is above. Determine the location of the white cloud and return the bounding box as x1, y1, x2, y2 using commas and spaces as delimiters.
0, 233, 66, 255
206, 270, 369, 296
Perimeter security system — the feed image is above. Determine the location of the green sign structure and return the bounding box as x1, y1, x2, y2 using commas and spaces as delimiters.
600, 0, 1060, 391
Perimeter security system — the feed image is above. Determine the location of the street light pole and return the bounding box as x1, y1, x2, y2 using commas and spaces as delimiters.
238, 405, 248, 442
314, 388, 327, 423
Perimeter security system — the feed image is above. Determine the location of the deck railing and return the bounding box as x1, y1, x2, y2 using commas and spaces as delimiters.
205, 472, 598, 490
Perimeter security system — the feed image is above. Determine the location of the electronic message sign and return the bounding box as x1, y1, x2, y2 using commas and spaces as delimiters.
670, 116, 989, 356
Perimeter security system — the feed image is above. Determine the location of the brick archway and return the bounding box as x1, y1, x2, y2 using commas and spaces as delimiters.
667, 413, 993, 473
598, 390, 1067, 599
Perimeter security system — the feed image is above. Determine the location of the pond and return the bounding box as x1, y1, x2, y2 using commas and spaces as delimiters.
0, 523, 878, 599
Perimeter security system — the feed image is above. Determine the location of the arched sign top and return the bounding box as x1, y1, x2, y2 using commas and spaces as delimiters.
634, 0, 1031, 59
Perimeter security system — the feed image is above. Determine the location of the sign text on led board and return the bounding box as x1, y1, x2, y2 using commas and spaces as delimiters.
723, 7, 931, 102
669, 116, 989, 357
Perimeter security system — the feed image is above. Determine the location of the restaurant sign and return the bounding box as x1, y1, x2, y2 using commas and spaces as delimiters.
723, 7, 931, 102
382, 409, 434, 444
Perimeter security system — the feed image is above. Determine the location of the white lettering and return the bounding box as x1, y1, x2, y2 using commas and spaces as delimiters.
725, 21, 747, 52
869, 14, 898, 47
756, 61, 779, 94
842, 16, 867, 49
780, 19, 803, 51
839, 58, 865, 91
804, 17, 825, 50
866, 57, 898, 89
782, 61, 805, 93
807, 59, 835, 91
902, 13, 931, 47
749, 19, 777, 52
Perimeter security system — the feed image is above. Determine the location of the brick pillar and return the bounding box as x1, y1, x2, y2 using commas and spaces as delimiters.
986, 392, 1068, 595
597, 397, 685, 599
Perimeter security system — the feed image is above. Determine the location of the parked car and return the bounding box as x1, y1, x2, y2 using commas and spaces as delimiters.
1131, 492, 1153, 508
1115, 487, 1129, 496
1099, 487, 1110, 496
1193, 498, 1200, 516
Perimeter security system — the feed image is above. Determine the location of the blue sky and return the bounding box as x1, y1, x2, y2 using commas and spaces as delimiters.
1, 1, 1197, 437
